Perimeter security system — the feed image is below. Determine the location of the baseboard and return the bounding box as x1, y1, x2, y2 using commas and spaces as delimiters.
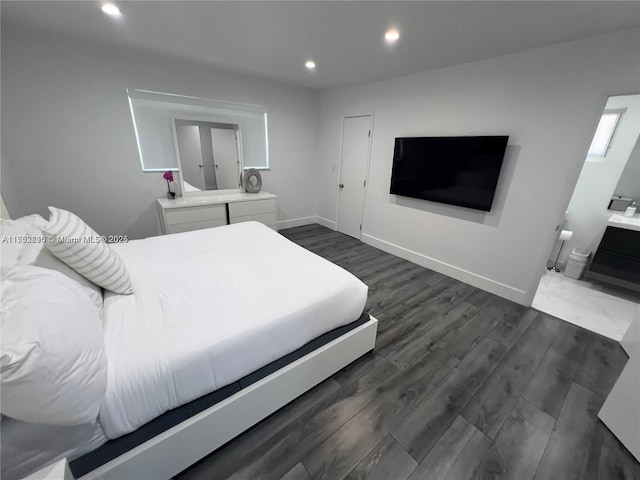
277, 216, 318, 230
315, 216, 337, 230
361, 233, 528, 305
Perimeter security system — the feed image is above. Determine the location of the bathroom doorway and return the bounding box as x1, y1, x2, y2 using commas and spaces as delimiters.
532, 94, 640, 340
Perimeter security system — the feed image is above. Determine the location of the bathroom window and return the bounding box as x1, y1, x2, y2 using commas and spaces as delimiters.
588, 111, 621, 157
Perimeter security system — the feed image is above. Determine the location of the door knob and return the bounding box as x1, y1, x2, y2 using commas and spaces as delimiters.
339, 184, 344, 189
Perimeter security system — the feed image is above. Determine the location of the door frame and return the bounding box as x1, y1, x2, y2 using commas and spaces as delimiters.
527, 94, 640, 308
335, 112, 375, 239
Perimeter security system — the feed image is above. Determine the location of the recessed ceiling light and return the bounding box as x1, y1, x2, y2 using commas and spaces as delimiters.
305, 60, 316, 70
385, 29, 400, 43
101, 3, 121, 17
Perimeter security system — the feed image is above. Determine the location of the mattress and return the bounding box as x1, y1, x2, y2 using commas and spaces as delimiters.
69, 312, 371, 478
100, 221, 367, 439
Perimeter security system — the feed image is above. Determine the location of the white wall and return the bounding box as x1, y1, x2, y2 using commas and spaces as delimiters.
1, 24, 320, 238
317, 28, 640, 304
561, 95, 640, 264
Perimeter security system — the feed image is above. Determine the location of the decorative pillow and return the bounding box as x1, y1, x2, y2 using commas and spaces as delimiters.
0, 265, 108, 426
1, 214, 103, 309
41, 207, 133, 294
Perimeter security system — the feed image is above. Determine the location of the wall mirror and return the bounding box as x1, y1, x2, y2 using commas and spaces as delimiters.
128, 89, 269, 173
609, 135, 639, 211
173, 119, 243, 195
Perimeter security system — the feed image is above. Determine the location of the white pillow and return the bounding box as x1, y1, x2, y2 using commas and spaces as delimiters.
0, 265, 108, 426
0, 215, 44, 267
0, 215, 103, 309
41, 207, 133, 295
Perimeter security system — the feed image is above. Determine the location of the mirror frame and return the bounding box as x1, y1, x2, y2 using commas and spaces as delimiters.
171, 117, 245, 197
128, 89, 269, 172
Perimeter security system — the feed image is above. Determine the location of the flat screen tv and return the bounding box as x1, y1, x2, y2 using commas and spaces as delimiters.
389, 136, 509, 211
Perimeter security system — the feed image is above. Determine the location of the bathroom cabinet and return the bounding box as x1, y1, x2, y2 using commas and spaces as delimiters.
590, 216, 640, 285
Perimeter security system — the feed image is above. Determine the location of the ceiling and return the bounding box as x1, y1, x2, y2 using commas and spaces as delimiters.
2, 1, 639, 90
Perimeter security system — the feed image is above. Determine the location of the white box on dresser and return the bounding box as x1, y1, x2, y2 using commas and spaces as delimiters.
157, 192, 277, 234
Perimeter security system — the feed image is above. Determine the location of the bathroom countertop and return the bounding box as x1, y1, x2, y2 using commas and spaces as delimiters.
607, 213, 640, 232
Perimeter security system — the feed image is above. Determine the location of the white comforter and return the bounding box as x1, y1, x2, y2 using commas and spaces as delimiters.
100, 222, 367, 439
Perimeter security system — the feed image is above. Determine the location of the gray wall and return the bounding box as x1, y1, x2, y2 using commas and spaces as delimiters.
316, 28, 640, 304
1, 24, 321, 239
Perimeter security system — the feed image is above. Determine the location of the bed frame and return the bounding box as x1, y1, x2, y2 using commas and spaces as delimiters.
77, 316, 378, 479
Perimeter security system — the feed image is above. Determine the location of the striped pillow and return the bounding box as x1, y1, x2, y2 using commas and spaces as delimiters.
42, 207, 133, 294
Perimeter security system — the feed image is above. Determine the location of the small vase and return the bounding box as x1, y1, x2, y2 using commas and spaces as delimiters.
167, 181, 176, 199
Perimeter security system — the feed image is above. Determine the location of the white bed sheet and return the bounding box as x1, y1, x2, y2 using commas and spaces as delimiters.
100, 222, 367, 439
0, 416, 107, 479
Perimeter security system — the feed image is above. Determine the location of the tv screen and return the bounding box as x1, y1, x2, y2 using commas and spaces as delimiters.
389, 136, 508, 211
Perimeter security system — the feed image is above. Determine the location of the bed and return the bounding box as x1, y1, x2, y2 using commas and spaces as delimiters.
1, 215, 377, 479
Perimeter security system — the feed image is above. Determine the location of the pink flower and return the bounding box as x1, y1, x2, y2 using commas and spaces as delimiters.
163, 171, 174, 182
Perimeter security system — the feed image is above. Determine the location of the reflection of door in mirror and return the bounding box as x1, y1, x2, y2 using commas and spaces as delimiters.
173, 119, 243, 195
175, 124, 207, 191
211, 128, 240, 189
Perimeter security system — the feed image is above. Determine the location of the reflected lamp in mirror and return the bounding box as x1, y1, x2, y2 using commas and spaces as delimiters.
173, 119, 244, 196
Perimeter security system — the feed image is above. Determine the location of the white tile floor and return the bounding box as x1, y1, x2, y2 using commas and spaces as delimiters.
532, 270, 640, 341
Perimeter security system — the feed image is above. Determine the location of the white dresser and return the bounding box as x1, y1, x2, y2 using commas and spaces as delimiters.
157, 192, 277, 235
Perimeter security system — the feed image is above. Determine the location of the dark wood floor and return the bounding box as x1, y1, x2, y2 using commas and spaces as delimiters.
176, 224, 639, 480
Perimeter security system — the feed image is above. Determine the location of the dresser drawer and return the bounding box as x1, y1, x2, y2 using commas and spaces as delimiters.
166, 218, 228, 234
229, 212, 277, 227
228, 199, 275, 218
165, 204, 226, 226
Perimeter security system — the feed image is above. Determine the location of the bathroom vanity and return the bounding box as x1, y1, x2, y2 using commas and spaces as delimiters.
589, 213, 640, 286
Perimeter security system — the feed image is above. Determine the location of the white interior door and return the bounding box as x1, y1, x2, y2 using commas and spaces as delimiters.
337, 115, 372, 239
